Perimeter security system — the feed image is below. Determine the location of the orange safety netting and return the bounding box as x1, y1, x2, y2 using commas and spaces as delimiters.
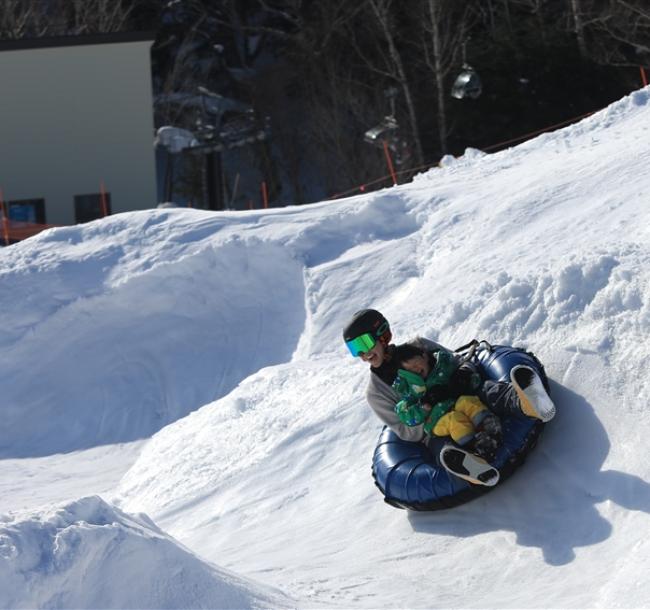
1, 219, 57, 245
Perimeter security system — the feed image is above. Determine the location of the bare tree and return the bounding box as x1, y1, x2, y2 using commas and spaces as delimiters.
421, 0, 476, 154
565, 0, 650, 66
0, 0, 137, 38
346, 0, 424, 165
507, 0, 555, 45
279, 1, 387, 192
64, 0, 135, 34
569, 0, 589, 57
0, 0, 50, 38
302, 55, 388, 191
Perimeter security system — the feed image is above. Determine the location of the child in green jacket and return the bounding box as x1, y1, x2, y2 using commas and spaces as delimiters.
391, 343, 503, 461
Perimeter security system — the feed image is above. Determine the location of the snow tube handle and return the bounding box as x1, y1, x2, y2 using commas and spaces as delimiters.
454, 339, 493, 364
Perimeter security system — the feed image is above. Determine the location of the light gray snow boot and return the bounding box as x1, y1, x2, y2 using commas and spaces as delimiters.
510, 364, 556, 422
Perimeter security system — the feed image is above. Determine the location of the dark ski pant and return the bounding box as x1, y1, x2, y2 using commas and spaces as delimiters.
424, 380, 531, 453
478, 380, 529, 419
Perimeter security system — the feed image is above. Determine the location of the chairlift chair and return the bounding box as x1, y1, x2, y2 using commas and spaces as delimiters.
364, 115, 398, 147
451, 64, 482, 100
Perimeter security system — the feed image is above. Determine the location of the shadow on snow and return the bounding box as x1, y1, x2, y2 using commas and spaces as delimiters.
407, 380, 650, 565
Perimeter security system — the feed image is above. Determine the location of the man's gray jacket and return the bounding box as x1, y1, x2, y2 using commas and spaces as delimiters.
366, 337, 448, 443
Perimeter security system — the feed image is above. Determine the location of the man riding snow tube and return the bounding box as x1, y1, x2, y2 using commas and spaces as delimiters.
371, 343, 550, 511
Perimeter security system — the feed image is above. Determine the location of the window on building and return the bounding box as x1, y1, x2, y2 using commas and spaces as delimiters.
7, 198, 46, 224
74, 193, 111, 223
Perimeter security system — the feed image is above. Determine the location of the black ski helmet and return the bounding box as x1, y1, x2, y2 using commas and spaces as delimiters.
342, 309, 391, 344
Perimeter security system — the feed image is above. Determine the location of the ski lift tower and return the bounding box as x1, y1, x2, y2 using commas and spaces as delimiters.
192, 86, 269, 210
155, 86, 269, 210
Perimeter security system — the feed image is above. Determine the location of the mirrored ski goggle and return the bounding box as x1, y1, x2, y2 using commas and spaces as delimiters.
345, 322, 388, 357
346, 333, 377, 357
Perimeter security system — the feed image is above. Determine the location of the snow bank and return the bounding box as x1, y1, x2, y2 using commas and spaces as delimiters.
114, 88, 650, 607
116, 358, 366, 518
0, 496, 291, 609
2, 87, 650, 608
0, 212, 308, 457
0, 182, 426, 459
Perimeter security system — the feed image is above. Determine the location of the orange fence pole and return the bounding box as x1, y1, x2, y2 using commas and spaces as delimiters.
640, 66, 648, 87
382, 140, 398, 186
0, 189, 9, 246
261, 181, 269, 209
100, 181, 109, 217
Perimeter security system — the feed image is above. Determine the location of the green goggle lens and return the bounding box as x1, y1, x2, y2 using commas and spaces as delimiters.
346, 333, 377, 357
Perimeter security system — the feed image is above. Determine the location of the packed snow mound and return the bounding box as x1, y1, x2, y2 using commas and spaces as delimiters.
0, 212, 309, 457
0, 496, 291, 609
119, 86, 650, 508
2, 87, 650, 609
0, 186, 419, 458
116, 359, 367, 518
112, 89, 650, 607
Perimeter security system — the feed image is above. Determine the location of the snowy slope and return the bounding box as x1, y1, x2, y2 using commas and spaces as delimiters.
1, 88, 650, 608
0, 211, 310, 457
0, 496, 290, 609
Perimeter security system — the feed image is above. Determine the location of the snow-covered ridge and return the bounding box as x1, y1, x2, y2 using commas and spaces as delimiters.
115, 87, 650, 607
1, 87, 650, 608
0, 496, 291, 609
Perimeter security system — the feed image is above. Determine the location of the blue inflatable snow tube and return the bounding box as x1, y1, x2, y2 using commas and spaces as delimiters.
371, 344, 549, 511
